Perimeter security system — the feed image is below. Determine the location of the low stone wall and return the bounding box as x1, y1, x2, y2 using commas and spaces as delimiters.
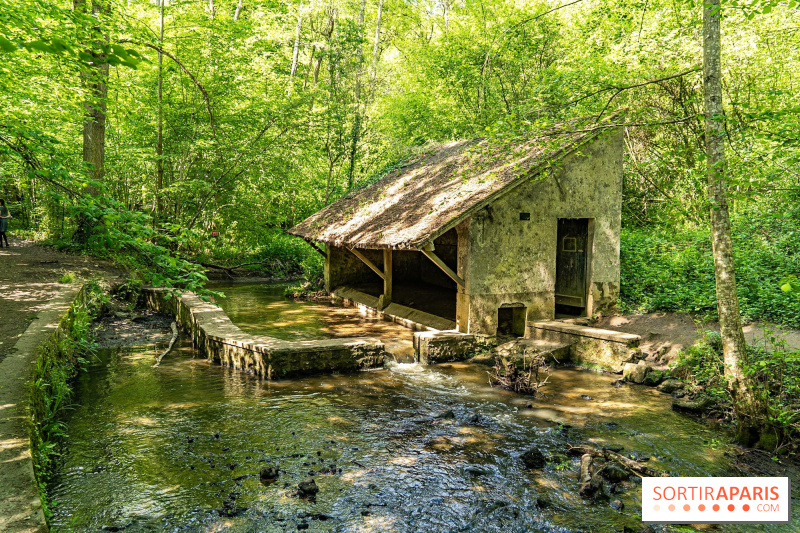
414, 331, 477, 364
143, 289, 385, 379
0, 284, 85, 533
527, 321, 641, 372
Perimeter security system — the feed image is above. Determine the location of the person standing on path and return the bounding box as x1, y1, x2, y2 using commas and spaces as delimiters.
0, 199, 11, 247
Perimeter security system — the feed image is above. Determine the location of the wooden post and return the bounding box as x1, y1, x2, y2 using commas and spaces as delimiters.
382, 248, 392, 307
349, 247, 384, 280
420, 246, 465, 290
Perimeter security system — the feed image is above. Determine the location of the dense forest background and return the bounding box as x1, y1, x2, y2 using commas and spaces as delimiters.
1, 0, 799, 324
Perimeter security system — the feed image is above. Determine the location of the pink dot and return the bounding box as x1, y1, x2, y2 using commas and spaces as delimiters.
713, 504, 720, 511
653, 504, 661, 511
668, 504, 676, 511
743, 504, 750, 511
728, 504, 735, 512
683, 504, 691, 511
698, 504, 706, 511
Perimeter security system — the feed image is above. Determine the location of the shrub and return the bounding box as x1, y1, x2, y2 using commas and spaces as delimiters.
672, 332, 800, 454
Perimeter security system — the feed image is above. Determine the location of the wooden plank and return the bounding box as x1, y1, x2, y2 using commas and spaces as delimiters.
383, 249, 393, 304
304, 238, 327, 258
349, 247, 384, 280
421, 249, 465, 289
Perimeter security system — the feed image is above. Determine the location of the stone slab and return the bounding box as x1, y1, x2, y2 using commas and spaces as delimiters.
334, 287, 456, 331
527, 321, 641, 347
414, 330, 477, 364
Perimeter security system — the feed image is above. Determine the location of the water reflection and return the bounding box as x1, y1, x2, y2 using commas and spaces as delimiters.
48, 284, 798, 532
209, 282, 416, 360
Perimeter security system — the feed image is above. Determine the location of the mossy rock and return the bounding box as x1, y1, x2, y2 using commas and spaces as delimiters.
642, 370, 665, 386
656, 378, 685, 394
671, 396, 712, 413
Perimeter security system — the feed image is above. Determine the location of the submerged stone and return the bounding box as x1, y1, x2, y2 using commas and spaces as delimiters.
672, 396, 712, 413
260, 466, 279, 481
298, 477, 319, 496
601, 464, 629, 483
521, 448, 547, 469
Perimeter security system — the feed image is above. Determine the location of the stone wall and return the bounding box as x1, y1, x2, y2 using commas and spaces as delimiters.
143, 289, 385, 379
528, 320, 641, 372
457, 129, 623, 335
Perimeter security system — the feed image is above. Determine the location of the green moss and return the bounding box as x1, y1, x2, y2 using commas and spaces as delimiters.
28, 281, 107, 520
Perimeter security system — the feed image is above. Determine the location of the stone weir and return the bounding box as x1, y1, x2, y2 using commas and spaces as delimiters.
142, 288, 385, 379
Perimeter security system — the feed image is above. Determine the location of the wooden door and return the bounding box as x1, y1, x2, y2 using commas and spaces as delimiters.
555, 218, 589, 309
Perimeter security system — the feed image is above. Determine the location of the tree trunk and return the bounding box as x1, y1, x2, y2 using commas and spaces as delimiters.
156, 0, 165, 220
73, 0, 109, 243
702, 0, 753, 436
346, 0, 367, 190
76, 0, 109, 189
234, 0, 243, 21
370, 0, 383, 92
287, 0, 304, 95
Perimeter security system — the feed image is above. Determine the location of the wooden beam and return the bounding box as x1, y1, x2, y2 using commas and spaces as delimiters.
349, 247, 384, 280
383, 249, 393, 305
303, 238, 327, 258
421, 248, 465, 289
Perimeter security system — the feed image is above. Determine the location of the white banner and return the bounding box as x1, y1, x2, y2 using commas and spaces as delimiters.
642, 477, 791, 524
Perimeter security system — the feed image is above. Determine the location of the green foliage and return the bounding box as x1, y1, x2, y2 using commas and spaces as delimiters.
29, 281, 106, 518
58, 272, 76, 284
670, 332, 730, 405
620, 205, 800, 327
672, 331, 800, 454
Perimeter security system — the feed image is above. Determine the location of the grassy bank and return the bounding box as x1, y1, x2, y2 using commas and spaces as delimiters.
620, 208, 800, 327
28, 281, 107, 519
671, 331, 800, 455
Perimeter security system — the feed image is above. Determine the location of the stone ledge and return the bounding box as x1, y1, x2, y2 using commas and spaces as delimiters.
527, 321, 641, 347
333, 287, 456, 331
0, 284, 83, 533
143, 288, 385, 379
414, 330, 477, 364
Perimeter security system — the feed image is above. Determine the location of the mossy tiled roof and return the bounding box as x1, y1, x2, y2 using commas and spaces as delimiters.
290, 119, 615, 250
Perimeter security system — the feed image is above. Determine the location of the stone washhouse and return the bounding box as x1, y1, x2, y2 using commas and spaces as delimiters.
291, 122, 642, 370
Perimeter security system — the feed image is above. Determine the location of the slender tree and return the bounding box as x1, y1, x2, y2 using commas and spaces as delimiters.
346, 0, 367, 189
156, 0, 165, 220
702, 0, 753, 436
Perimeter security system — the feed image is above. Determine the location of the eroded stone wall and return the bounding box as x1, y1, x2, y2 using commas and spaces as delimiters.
458, 129, 623, 335
143, 289, 385, 379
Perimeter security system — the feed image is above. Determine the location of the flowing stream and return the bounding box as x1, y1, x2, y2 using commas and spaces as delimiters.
48, 283, 799, 532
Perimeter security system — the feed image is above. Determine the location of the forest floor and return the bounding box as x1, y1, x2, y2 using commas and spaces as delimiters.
0, 240, 122, 363
597, 311, 800, 367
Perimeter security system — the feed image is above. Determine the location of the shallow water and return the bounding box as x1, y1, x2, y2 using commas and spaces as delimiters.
209, 282, 417, 359
48, 283, 799, 532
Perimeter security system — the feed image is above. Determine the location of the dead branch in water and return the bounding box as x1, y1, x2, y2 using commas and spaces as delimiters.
488, 355, 549, 395
567, 444, 670, 478
153, 321, 179, 367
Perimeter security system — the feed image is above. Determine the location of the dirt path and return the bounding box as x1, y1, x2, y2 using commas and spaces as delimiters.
0, 241, 122, 363
597, 311, 800, 366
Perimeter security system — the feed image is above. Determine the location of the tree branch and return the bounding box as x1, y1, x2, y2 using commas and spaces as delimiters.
121, 40, 216, 133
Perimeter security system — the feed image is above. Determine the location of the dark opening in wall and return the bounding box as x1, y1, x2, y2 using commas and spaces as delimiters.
497, 306, 526, 337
